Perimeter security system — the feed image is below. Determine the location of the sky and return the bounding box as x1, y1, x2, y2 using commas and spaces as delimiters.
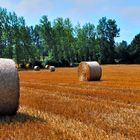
0, 0, 140, 44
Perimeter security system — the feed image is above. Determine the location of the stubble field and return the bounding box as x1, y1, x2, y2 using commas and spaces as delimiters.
0, 65, 140, 140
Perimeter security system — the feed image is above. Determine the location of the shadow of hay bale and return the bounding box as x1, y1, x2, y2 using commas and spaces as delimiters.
0, 112, 46, 124
87, 79, 104, 82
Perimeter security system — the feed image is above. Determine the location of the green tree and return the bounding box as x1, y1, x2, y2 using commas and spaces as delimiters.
33, 25, 42, 60
129, 33, 140, 63
63, 18, 75, 63
52, 17, 74, 65
8, 12, 21, 63
97, 17, 120, 64
75, 23, 97, 62
0, 8, 8, 57
115, 40, 129, 63
40, 16, 54, 61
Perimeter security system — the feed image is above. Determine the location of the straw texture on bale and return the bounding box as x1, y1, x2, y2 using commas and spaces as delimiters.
49, 66, 55, 72
78, 61, 102, 81
0, 58, 19, 115
34, 66, 40, 71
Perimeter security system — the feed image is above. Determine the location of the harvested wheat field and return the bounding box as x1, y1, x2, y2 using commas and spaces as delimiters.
0, 65, 140, 140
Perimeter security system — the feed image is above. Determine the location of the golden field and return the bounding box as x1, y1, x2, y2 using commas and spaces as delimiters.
0, 65, 140, 140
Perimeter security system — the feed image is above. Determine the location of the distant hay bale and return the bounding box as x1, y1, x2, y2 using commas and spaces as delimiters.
34, 66, 40, 71
0, 58, 19, 115
78, 61, 102, 81
25, 63, 30, 69
45, 65, 50, 69
49, 66, 55, 72
16, 64, 19, 69
16, 64, 21, 71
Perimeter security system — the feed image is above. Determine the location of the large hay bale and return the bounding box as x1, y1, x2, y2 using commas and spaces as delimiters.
49, 66, 55, 72
78, 61, 102, 81
0, 58, 19, 115
34, 66, 40, 71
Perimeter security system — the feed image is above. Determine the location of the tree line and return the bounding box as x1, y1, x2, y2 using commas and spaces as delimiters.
0, 7, 139, 67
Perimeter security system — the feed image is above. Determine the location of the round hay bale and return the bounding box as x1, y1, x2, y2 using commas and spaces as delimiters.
16, 64, 21, 71
78, 61, 102, 81
34, 66, 40, 71
16, 64, 19, 69
49, 66, 55, 72
0, 58, 19, 115
45, 65, 50, 69
25, 63, 30, 69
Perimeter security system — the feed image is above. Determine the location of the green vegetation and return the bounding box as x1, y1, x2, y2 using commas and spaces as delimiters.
0, 7, 139, 66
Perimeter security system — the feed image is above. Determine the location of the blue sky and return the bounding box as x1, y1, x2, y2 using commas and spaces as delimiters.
0, 0, 140, 44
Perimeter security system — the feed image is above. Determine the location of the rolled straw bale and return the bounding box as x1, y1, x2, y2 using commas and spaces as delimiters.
25, 63, 30, 69
16, 64, 21, 71
45, 65, 50, 69
49, 66, 55, 72
34, 66, 40, 71
78, 61, 102, 81
16, 64, 19, 69
0, 58, 19, 115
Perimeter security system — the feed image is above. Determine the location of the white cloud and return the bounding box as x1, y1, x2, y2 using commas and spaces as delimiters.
0, 0, 53, 17
0, 0, 17, 11
0, 0, 53, 25
120, 6, 140, 25
16, 0, 53, 16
